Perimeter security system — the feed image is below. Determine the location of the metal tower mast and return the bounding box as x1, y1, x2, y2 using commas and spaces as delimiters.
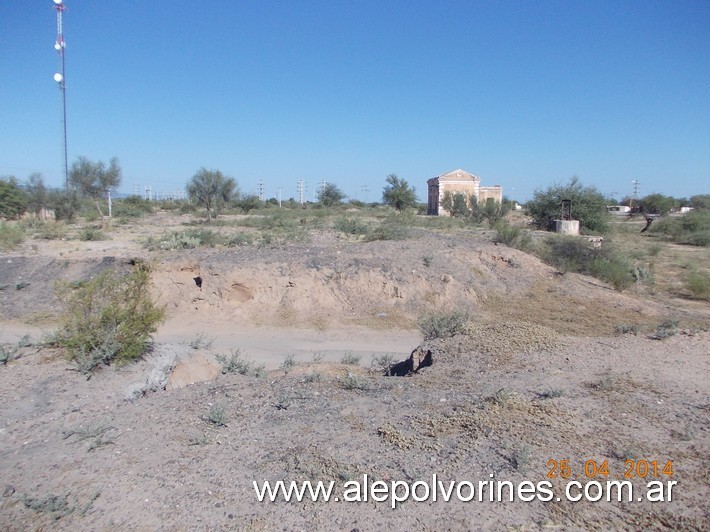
297, 180, 305, 205
631, 180, 640, 208
53, 0, 69, 190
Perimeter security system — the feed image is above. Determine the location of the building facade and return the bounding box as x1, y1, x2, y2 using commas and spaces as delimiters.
427, 169, 503, 216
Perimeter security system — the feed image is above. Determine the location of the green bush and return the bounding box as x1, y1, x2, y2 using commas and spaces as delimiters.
143, 229, 224, 250
540, 236, 634, 291
113, 195, 153, 218
685, 271, 710, 301
0, 221, 24, 250
179, 202, 197, 214
206, 404, 228, 426
364, 214, 410, 241
419, 310, 470, 340
526, 176, 609, 233
334, 217, 369, 236
49, 190, 82, 222
650, 210, 710, 247
20, 219, 68, 240
226, 232, 255, 246
589, 256, 634, 291
684, 231, 710, 247
493, 220, 533, 251
78, 227, 108, 241
54, 266, 166, 374
237, 212, 300, 231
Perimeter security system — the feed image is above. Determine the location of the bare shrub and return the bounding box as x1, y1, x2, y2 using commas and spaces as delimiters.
370, 353, 396, 374
215, 349, 265, 377
341, 371, 369, 390
340, 352, 361, 366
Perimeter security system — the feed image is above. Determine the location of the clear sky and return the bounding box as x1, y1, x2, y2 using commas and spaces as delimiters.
2, 0, 708, 203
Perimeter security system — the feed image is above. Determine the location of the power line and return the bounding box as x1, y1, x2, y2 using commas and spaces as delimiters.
362, 184, 370, 203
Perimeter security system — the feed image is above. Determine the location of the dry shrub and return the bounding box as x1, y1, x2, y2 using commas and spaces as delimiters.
54, 265, 166, 374
418, 310, 470, 340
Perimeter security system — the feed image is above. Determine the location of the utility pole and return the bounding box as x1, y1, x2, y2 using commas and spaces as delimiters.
362, 184, 370, 203
53, 0, 69, 190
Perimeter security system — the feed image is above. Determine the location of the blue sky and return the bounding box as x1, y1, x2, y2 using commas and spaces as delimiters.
1, 1, 708, 203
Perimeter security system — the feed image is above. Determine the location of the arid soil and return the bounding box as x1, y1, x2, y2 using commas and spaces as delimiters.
0, 213, 708, 530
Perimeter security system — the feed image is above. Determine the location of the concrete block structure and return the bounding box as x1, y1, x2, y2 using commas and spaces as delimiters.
427, 169, 503, 216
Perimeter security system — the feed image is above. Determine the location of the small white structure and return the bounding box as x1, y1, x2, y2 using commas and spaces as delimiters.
554, 199, 580, 235
607, 205, 631, 216
554, 219, 580, 235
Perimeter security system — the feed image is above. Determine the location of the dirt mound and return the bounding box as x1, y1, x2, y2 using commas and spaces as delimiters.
145, 234, 662, 339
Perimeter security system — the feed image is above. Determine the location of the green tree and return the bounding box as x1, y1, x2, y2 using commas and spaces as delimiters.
318, 183, 345, 207
186, 168, 238, 221
640, 193, 677, 215
440, 191, 471, 218
526, 176, 609, 233
48, 189, 81, 222
479, 197, 510, 226
25, 173, 48, 219
69, 156, 122, 221
0, 176, 28, 219
232, 194, 261, 214
382, 174, 417, 212
690, 194, 710, 210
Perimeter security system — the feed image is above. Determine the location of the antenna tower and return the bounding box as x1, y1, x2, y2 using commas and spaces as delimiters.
258, 178, 265, 201
53, 0, 69, 190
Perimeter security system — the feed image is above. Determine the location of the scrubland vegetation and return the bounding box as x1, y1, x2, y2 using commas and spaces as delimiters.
1, 170, 709, 374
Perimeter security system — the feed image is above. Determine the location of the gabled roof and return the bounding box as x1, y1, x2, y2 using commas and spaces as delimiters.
436, 169, 480, 182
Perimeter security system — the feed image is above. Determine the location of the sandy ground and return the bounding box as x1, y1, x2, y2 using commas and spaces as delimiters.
0, 213, 708, 530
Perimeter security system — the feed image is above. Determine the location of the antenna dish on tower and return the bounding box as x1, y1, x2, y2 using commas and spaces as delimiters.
54, 73, 63, 82
53, 0, 63, 5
